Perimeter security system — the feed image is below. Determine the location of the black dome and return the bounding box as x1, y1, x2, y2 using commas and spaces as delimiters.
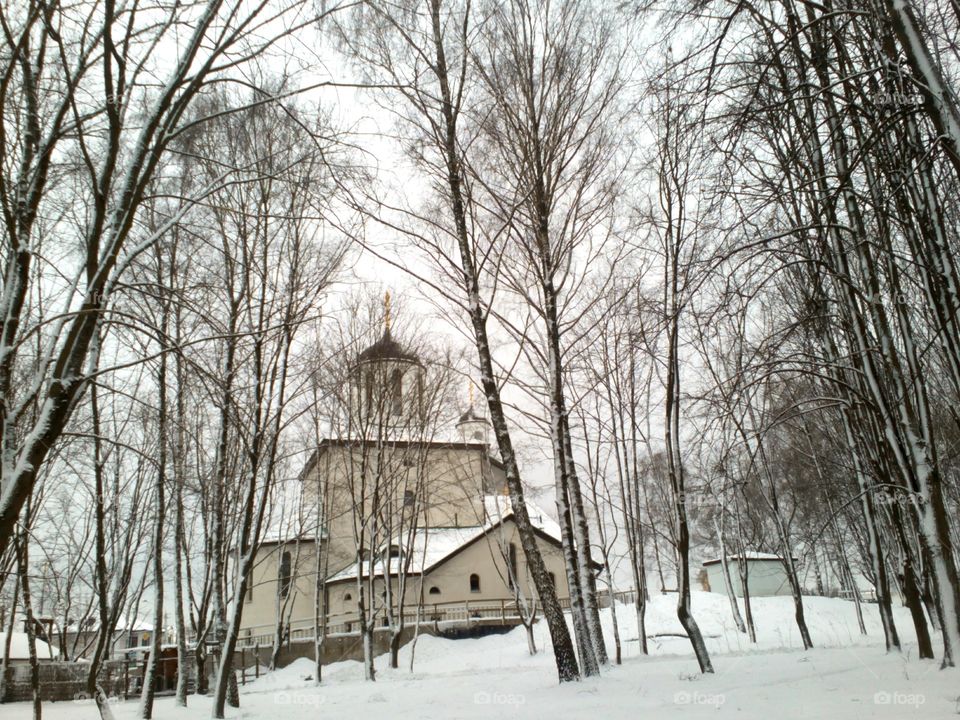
357, 330, 419, 364
458, 406, 486, 424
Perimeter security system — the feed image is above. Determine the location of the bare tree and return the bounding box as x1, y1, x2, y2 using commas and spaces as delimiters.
466, 0, 639, 671
333, 0, 581, 682
645, 69, 714, 673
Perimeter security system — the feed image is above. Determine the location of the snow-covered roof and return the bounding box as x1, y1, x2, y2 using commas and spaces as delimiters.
66, 616, 153, 633
702, 551, 793, 566
328, 495, 566, 583
327, 525, 488, 583
0, 632, 59, 661
65, 617, 154, 633
484, 495, 562, 543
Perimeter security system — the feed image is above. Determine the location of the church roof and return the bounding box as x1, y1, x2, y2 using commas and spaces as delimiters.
357, 330, 419, 364
325, 496, 581, 583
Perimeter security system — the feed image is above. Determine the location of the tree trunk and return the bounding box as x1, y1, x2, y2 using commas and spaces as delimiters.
544, 320, 598, 675
87, 362, 112, 696
901, 554, 935, 660
15, 532, 41, 720
141, 280, 169, 719
733, 511, 757, 643
560, 414, 607, 666
425, 0, 579, 683
390, 631, 401, 669
357, 586, 375, 682
715, 519, 746, 633
172, 296, 190, 707
607, 582, 621, 665
665, 289, 713, 674
883, 0, 960, 179
139, 493, 165, 718
0, 570, 19, 702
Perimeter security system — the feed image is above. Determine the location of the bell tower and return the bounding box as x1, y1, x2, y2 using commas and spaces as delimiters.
350, 291, 424, 426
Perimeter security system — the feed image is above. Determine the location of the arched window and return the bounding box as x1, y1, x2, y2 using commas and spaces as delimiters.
344, 592, 353, 603
278, 551, 292, 598
391, 368, 403, 415
428, 586, 441, 595
469, 574, 480, 593
507, 543, 518, 589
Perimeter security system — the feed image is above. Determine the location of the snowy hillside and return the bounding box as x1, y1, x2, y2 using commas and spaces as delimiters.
7, 593, 958, 719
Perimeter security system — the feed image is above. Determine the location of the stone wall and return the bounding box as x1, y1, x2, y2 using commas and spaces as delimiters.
1, 659, 129, 703
230, 627, 410, 678
231, 622, 518, 675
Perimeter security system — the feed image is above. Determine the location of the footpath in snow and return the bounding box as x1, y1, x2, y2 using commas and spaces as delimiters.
6, 592, 959, 719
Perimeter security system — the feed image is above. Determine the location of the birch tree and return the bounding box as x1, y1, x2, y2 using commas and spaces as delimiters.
333, 0, 581, 682
0, 0, 350, 561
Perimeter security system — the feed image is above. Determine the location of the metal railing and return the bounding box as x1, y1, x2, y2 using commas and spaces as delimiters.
234, 597, 572, 648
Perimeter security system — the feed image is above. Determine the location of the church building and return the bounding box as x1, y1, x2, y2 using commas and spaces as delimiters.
237, 311, 573, 647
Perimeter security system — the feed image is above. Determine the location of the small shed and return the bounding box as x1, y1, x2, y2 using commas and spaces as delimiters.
702, 552, 794, 597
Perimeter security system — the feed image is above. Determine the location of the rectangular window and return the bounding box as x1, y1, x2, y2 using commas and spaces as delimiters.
508, 543, 518, 590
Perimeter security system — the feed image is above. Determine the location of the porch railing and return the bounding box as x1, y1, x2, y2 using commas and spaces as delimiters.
233, 596, 571, 648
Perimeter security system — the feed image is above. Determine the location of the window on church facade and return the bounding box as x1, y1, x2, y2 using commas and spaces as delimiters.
279, 551, 292, 598
470, 574, 480, 593
391, 368, 403, 415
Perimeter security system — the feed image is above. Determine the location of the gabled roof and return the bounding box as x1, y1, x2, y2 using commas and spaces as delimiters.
0, 632, 59, 661
327, 525, 488, 583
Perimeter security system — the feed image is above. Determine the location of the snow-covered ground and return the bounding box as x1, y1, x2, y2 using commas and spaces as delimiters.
7, 592, 959, 719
